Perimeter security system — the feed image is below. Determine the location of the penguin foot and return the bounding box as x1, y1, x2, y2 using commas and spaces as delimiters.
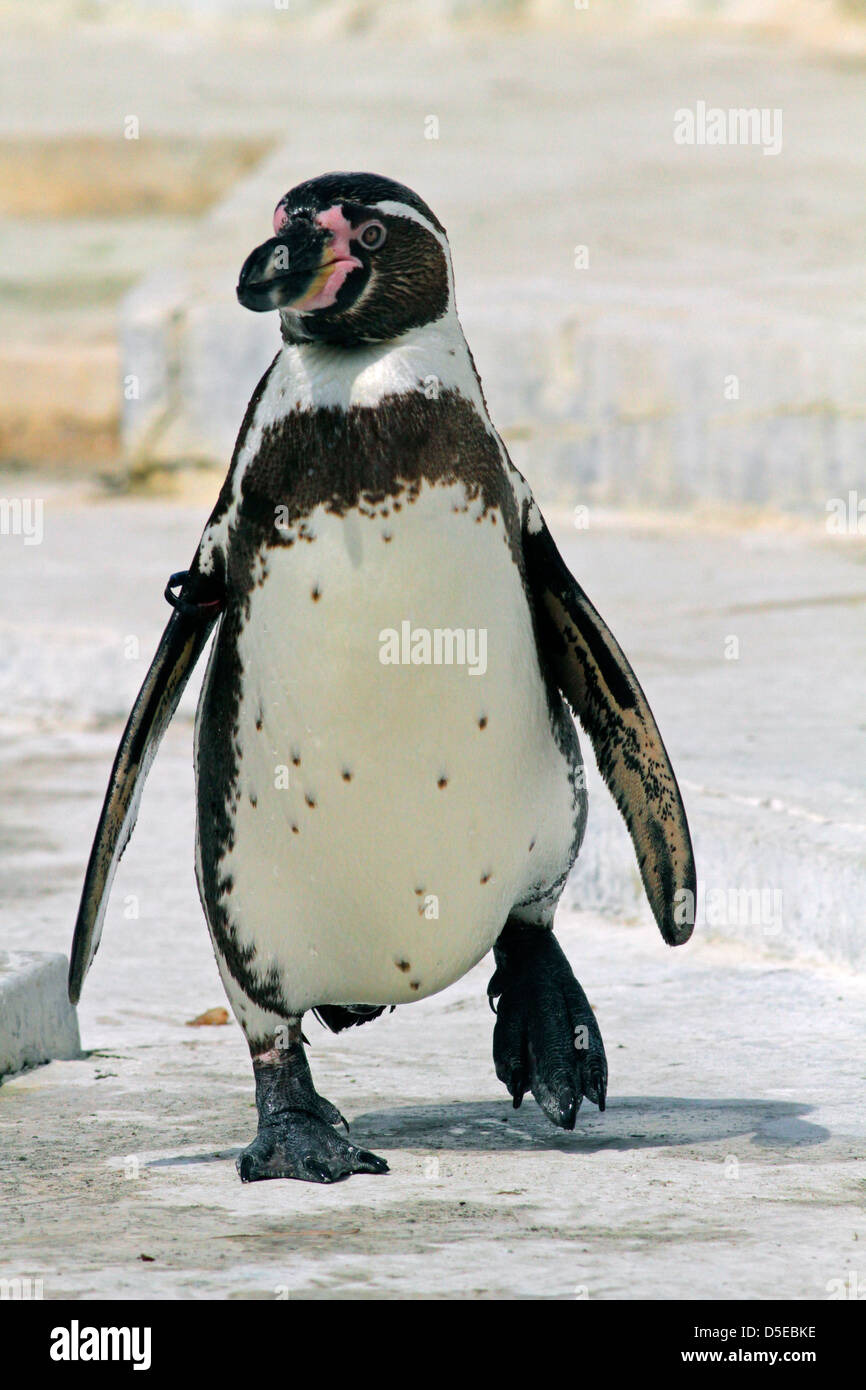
237, 1113, 389, 1184
488, 919, 607, 1129
240, 1034, 388, 1183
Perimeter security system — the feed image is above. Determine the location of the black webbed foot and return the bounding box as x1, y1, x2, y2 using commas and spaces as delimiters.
488, 920, 607, 1129
238, 1035, 388, 1184
238, 1113, 388, 1184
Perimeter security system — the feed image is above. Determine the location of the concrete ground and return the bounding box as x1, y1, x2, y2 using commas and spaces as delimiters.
0, 480, 863, 1298
2, 909, 864, 1300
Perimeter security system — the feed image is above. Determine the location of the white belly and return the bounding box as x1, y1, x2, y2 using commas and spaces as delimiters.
198, 478, 575, 1013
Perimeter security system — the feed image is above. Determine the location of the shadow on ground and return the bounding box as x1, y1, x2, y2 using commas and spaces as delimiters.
356, 1097, 829, 1153
147, 1096, 828, 1168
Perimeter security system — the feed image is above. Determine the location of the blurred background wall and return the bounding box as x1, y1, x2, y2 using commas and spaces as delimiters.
1, 0, 865, 519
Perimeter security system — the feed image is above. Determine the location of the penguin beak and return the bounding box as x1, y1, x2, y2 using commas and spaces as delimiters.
236, 217, 362, 314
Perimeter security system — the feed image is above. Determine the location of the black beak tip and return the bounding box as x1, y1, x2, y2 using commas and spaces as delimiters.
236, 278, 275, 314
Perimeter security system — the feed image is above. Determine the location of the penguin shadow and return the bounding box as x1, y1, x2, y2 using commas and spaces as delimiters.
350, 1096, 830, 1156
146, 1096, 828, 1170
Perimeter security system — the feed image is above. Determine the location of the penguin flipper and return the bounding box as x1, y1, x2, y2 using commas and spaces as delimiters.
69, 586, 222, 1003
523, 512, 696, 946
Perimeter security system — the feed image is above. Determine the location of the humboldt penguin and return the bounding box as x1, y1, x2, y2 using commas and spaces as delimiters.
70, 172, 696, 1183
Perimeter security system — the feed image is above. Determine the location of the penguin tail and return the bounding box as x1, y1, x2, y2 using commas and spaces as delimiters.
313, 1005, 394, 1033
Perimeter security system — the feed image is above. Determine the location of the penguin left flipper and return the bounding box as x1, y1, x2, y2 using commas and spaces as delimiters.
523, 509, 696, 947
68, 571, 224, 1004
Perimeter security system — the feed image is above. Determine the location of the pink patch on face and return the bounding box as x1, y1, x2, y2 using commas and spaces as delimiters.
314, 205, 359, 263
273, 202, 289, 234
290, 204, 364, 312
297, 259, 358, 311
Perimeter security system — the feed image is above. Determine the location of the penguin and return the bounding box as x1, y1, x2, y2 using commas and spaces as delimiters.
69, 172, 696, 1184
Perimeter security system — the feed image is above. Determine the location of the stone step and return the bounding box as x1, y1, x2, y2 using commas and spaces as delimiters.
0, 951, 81, 1079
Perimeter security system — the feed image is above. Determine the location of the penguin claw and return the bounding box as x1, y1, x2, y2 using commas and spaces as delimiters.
314, 1094, 349, 1131
554, 1085, 579, 1131
490, 923, 608, 1130
357, 1149, 389, 1174
509, 1067, 526, 1108
236, 1113, 389, 1184
303, 1157, 338, 1184
586, 1060, 607, 1112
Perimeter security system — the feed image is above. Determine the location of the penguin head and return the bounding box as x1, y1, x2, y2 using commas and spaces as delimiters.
236, 172, 451, 347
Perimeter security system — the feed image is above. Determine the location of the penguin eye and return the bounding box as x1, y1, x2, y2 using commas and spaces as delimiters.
358, 221, 387, 251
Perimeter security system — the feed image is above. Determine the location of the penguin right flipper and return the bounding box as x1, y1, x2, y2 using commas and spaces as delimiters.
523, 509, 696, 947
68, 572, 223, 1004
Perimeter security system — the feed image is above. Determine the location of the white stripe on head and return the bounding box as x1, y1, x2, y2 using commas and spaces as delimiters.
373, 200, 444, 240
374, 199, 456, 316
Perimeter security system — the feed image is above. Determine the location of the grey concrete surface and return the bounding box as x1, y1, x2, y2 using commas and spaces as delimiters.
0, 951, 80, 1078
1, 906, 864, 1299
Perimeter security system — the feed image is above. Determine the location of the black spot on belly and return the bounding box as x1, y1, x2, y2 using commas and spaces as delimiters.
395, 959, 411, 973
291, 823, 299, 834
249, 793, 258, 808
437, 775, 448, 789
291, 748, 301, 767
311, 584, 321, 601
382, 530, 393, 542
478, 715, 487, 729
305, 793, 317, 808
409, 981, 420, 992
341, 768, 353, 782
480, 871, 492, 884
